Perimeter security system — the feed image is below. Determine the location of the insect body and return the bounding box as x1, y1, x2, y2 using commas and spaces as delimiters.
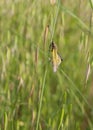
49, 41, 63, 72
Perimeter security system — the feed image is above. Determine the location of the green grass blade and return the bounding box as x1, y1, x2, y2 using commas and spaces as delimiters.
36, 69, 47, 130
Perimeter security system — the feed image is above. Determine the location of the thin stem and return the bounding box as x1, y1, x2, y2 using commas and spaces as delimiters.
36, 69, 47, 130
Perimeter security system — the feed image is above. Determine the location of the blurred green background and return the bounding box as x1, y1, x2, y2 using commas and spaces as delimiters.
0, 0, 93, 130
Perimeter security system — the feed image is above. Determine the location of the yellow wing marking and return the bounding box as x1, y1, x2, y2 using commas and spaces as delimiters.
49, 41, 63, 72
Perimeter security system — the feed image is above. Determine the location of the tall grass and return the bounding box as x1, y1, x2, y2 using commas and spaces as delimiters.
0, 0, 93, 130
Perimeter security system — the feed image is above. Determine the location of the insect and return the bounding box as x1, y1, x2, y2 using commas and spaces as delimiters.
49, 41, 63, 72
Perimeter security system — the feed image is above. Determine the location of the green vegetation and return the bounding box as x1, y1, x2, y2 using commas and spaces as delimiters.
0, 0, 93, 130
